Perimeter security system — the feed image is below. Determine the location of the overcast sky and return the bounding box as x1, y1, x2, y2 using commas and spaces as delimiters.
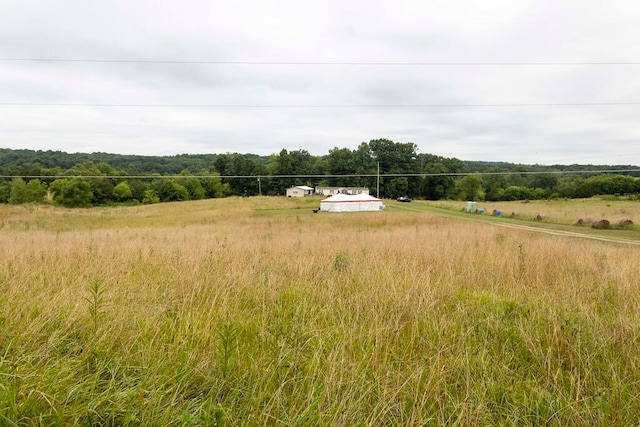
1, 0, 639, 165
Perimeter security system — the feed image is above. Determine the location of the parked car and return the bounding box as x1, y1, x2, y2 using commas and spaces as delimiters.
397, 196, 412, 203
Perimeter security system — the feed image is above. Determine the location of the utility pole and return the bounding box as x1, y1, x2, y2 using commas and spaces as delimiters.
258, 177, 261, 196
377, 162, 380, 198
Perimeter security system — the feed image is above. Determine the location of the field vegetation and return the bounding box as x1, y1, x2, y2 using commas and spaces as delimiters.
1, 197, 640, 425
427, 197, 638, 228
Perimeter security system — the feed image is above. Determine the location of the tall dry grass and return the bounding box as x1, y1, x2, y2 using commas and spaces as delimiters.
1, 198, 639, 425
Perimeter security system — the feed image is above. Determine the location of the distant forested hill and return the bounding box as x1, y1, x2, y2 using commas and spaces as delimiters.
2, 147, 636, 177
462, 160, 640, 176
0, 148, 228, 175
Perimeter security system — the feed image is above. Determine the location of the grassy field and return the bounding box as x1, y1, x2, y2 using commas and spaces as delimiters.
423, 197, 638, 228
1, 197, 640, 425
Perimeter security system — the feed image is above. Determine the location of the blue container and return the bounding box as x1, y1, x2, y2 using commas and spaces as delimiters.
496, 210, 502, 217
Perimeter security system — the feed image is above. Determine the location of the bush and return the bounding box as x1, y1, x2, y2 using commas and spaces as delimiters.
50, 178, 93, 208
142, 189, 160, 204
113, 181, 133, 201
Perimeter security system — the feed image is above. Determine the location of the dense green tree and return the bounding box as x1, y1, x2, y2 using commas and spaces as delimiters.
556, 175, 583, 198
50, 178, 93, 208
530, 173, 559, 194
504, 166, 530, 188
421, 162, 450, 200
112, 181, 133, 201
308, 155, 329, 181
497, 186, 546, 201
482, 168, 508, 201
386, 176, 410, 198
153, 180, 190, 202
221, 183, 233, 197
8, 178, 28, 204
417, 154, 463, 200
67, 161, 102, 176
456, 174, 485, 201
352, 142, 377, 191
128, 179, 150, 202
594, 175, 637, 194
268, 149, 313, 194
214, 153, 264, 195
368, 139, 418, 198
175, 173, 206, 200
25, 179, 47, 203
90, 178, 115, 204
39, 166, 65, 185
142, 189, 160, 204
0, 181, 10, 203
66, 161, 115, 204
7, 178, 47, 204
574, 174, 639, 198
327, 147, 356, 187
199, 174, 224, 198
95, 162, 117, 176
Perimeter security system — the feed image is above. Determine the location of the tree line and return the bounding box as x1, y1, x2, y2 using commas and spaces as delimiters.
1, 140, 639, 207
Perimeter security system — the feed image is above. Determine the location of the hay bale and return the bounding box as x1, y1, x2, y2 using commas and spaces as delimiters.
535, 214, 548, 221
617, 219, 634, 228
510, 211, 520, 218
591, 219, 611, 229
576, 217, 593, 225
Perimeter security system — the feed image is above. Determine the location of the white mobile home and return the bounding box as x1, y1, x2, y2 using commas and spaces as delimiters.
315, 186, 370, 196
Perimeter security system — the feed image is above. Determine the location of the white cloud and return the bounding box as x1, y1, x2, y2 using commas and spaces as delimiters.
0, 0, 639, 165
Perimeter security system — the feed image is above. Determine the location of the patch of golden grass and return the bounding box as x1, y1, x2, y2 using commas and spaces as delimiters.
431, 197, 638, 225
1, 197, 640, 424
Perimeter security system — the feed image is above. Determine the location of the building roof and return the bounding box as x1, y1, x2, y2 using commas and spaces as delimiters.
321, 194, 382, 203
296, 185, 314, 191
316, 186, 368, 190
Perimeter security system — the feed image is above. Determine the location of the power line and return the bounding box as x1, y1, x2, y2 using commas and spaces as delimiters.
2, 102, 640, 108
2, 58, 640, 66
2, 170, 639, 180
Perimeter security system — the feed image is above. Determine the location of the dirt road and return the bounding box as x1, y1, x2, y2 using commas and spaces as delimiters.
390, 201, 640, 247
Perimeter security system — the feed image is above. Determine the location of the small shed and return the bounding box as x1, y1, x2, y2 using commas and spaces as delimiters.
319, 193, 385, 212
286, 185, 314, 197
